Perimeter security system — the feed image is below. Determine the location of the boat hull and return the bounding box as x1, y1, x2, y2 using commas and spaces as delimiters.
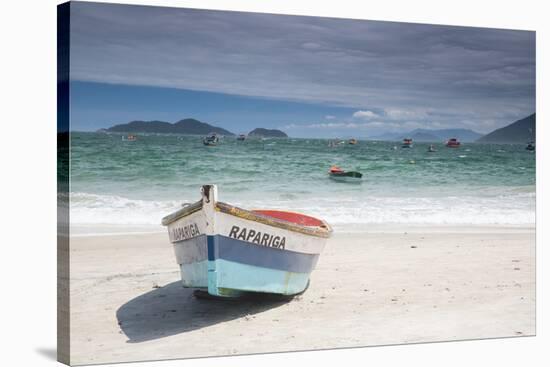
164, 186, 331, 298
328, 171, 362, 182
173, 234, 318, 296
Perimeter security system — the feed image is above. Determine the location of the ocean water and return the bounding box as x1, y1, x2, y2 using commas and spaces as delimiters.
69, 132, 535, 231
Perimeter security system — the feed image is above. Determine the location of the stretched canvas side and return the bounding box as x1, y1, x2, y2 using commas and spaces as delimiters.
57, 2, 71, 365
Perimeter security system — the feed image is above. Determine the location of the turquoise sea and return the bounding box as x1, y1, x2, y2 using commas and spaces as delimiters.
69, 132, 536, 230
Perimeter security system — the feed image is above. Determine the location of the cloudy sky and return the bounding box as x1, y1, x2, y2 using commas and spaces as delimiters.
69, 2, 535, 137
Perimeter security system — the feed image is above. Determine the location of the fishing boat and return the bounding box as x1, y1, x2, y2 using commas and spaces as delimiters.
402, 138, 413, 148
328, 166, 363, 181
446, 138, 460, 148
161, 185, 332, 298
237, 134, 246, 141
348, 138, 358, 145
122, 134, 137, 141
428, 144, 436, 152
203, 133, 219, 146
526, 141, 535, 151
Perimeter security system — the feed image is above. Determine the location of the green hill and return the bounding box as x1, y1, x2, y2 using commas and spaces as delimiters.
477, 114, 536, 143
248, 128, 288, 138
106, 118, 234, 135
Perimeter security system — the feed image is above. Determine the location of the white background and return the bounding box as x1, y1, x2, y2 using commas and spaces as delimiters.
0, 0, 547, 366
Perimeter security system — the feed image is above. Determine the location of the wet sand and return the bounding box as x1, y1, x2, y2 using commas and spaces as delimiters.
68, 226, 535, 365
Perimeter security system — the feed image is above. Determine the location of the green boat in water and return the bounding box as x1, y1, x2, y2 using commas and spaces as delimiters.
328, 166, 363, 181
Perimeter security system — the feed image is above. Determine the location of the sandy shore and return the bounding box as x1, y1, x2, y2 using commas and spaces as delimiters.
69, 226, 535, 365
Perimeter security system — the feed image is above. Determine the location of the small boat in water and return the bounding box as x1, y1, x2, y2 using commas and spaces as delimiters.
203, 133, 219, 146
122, 134, 137, 141
446, 138, 460, 148
328, 139, 345, 147
162, 185, 332, 298
237, 134, 246, 141
428, 144, 436, 152
348, 138, 358, 145
402, 138, 413, 148
526, 141, 535, 151
328, 165, 363, 181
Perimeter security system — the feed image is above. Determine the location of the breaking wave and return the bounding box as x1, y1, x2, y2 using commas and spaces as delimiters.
70, 189, 535, 232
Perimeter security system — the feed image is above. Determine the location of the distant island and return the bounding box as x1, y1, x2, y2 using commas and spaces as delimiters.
369, 128, 482, 142
105, 118, 235, 136
477, 114, 535, 143
102, 114, 535, 143
248, 128, 288, 138
368, 113, 536, 144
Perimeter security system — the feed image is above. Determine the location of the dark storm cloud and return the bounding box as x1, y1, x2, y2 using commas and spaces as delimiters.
70, 2, 535, 132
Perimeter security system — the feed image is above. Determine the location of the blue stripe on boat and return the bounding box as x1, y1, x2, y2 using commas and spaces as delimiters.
209, 235, 319, 273
206, 235, 215, 261
174, 235, 319, 295
174, 234, 319, 273
174, 235, 207, 265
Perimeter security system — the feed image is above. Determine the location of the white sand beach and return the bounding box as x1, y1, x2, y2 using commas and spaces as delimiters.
68, 226, 535, 365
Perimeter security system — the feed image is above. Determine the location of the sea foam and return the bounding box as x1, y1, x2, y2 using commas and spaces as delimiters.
70, 189, 535, 231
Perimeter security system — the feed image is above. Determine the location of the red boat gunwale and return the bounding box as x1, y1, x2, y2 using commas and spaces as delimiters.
252, 210, 325, 227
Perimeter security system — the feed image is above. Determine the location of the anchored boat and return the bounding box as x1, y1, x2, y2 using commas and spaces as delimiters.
402, 138, 413, 148
446, 138, 460, 148
328, 166, 363, 181
203, 133, 219, 146
162, 185, 332, 298
122, 134, 137, 141
328, 140, 336, 148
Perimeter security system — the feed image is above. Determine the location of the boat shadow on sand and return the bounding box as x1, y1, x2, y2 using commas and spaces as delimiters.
116, 281, 291, 343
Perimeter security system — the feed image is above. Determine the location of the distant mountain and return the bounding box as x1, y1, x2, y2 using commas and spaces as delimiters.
477, 114, 536, 143
248, 128, 288, 138
368, 132, 401, 141
106, 118, 234, 136
407, 130, 440, 142
369, 128, 482, 142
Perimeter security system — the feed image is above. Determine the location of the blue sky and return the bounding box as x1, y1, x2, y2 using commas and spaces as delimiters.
69, 2, 536, 137
71, 82, 358, 137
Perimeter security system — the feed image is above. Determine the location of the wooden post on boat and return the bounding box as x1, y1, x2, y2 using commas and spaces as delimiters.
201, 184, 217, 236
